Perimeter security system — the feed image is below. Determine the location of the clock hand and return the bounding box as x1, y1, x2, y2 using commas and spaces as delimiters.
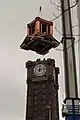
38, 65, 42, 72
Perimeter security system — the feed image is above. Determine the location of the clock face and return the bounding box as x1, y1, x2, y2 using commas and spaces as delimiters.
34, 64, 46, 76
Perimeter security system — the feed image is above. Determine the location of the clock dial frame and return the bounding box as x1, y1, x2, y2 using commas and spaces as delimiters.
34, 64, 46, 76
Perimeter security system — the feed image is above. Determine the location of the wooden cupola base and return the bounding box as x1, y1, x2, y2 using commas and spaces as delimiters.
20, 32, 60, 55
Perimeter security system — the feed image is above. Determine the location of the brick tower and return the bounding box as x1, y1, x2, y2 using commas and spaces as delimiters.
25, 58, 59, 120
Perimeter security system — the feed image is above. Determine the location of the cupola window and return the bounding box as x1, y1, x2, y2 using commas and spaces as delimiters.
42, 24, 47, 33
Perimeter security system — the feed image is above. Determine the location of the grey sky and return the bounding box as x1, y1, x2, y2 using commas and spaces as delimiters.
0, 0, 79, 120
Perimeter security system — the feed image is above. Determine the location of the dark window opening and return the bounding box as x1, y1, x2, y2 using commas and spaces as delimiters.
32, 24, 35, 34
42, 24, 47, 33
29, 27, 31, 35
29, 24, 35, 35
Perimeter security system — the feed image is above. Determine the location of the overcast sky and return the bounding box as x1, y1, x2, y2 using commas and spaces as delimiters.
0, 0, 79, 120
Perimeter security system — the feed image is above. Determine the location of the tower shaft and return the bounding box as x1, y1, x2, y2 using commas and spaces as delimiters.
25, 59, 59, 120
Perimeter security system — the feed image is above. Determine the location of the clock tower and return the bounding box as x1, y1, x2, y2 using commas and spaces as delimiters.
25, 58, 60, 120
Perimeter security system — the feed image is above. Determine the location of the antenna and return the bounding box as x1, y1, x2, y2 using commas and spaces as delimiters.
39, 6, 42, 17
39, 6, 42, 12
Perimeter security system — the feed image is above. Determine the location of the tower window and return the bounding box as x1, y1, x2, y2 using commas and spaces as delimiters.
42, 24, 47, 33
29, 26, 31, 35
29, 23, 35, 35
42, 84, 45, 88
43, 94, 46, 99
32, 24, 35, 34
